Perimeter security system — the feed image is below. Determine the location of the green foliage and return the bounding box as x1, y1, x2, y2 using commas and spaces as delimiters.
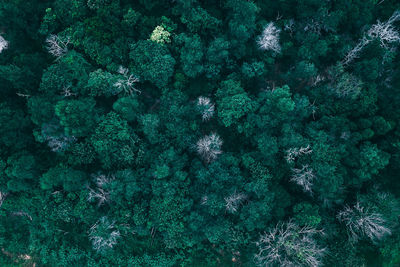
55, 98, 97, 137
1, 0, 400, 266
177, 33, 204, 78
216, 79, 254, 127
5, 153, 38, 192
40, 165, 87, 191
90, 112, 139, 169
129, 40, 175, 88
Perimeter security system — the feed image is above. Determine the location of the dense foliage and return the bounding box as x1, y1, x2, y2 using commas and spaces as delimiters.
1, 0, 400, 266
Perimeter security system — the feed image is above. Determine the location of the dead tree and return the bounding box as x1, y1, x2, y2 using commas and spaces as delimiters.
255, 221, 325, 267
337, 202, 391, 243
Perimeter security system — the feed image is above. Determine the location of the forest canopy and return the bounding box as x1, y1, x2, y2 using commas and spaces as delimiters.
1, 0, 400, 266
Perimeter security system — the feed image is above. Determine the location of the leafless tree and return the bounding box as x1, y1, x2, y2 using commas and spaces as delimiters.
343, 11, 400, 66
337, 202, 391, 243
0, 35, 8, 53
284, 19, 295, 37
0, 192, 7, 208
197, 96, 215, 121
334, 73, 363, 99
47, 135, 76, 152
88, 216, 120, 253
285, 145, 312, 163
113, 66, 140, 95
309, 74, 325, 87
257, 22, 281, 53
87, 173, 114, 207
367, 11, 400, 48
196, 133, 223, 163
255, 221, 325, 267
290, 165, 315, 193
225, 192, 247, 213
342, 37, 369, 66
41, 121, 76, 152
200, 195, 209, 205
45, 34, 70, 59
61, 85, 77, 97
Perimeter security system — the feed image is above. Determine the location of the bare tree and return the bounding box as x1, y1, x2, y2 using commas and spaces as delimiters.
337, 202, 391, 243
196, 133, 223, 163
342, 37, 369, 66
342, 11, 400, 66
0, 192, 7, 208
334, 73, 362, 99
61, 85, 77, 97
257, 22, 281, 53
88, 216, 120, 253
255, 221, 325, 267
45, 34, 70, 59
200, 195, 209, 205
0, 35, 8, 53
290, 165, 315, 193
197, 96, 215, 121
47, 135, 76, 152
285, 145, 312, 163
87, 173, 114, 207
284, 19, 295, 37
41, 121, 76, 152
367, 11, 400, 48
113, 66, 140, 95
225, 192, 247, 213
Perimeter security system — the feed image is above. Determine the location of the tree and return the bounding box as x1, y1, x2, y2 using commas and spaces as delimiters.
216, 79, 254, 127
45, 34, 70, 59
196, 96, 215, 121
88, 217, 120, 254
55, 98, 97, 137
342, 10, 400, 66
337, 202, 391, 243
290, 165, 316, 193
40, 165, 87, 191
0, 35, 8, 53
5, 153, 39, 192
90, 112, 139, 168
129, 40, 175, 88
113, 66, 140, 95
196, 133, 223, 163
150, 25, 171, 44
87, 173, 113, 206
224, 191, 246, 213
255, 221, 325, 267
257, 22, 281, 53
177, 34, 204, 78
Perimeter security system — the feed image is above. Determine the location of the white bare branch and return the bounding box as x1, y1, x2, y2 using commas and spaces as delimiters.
257, 22, 281, 53
290, 165, 315, 193
285, 145, 312, 163
196, 133, 223, 163
255, 221, 325, 267
225, 192, 247, 213
45, 34, 70, 59
113, 66, 140, 95
0, 192, 7, 208
88, 217, 120, 253
0, 35, 9, 53
87, 173, 114, 207
197, 96, 215, 121
343, 10, 400, 66
337, 202, 391, 243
